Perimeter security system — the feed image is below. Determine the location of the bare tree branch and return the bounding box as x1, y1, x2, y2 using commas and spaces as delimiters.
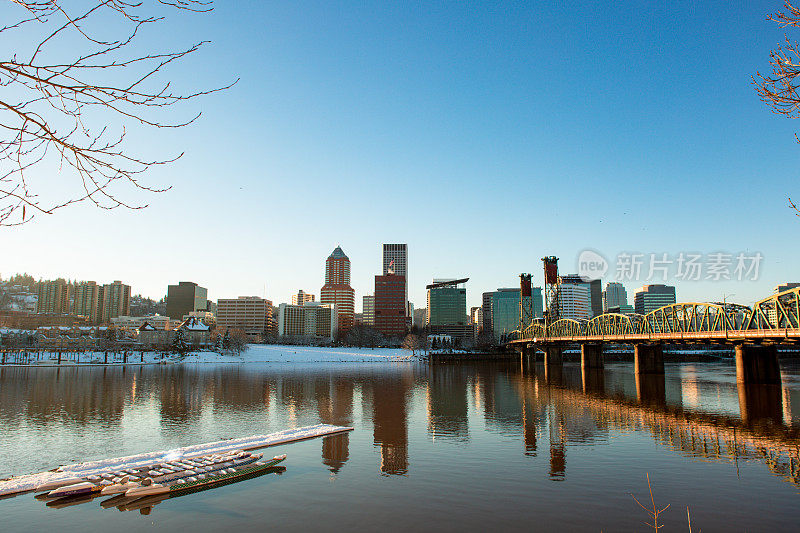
0, 0, 236, 226
753, 2, 800, 217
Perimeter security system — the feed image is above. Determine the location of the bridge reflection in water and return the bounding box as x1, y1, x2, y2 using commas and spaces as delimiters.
510, 360, 800, 488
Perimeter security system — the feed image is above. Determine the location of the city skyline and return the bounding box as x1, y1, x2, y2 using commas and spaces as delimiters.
2, 2, 798, 310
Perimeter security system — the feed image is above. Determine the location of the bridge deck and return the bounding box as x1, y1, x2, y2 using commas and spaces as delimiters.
508, 328, 800, 345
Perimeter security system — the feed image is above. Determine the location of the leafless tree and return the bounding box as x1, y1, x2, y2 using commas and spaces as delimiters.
754, 1, 800, 216
1, 0, 234, 226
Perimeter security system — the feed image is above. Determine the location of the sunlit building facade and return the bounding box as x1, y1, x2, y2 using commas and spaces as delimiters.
320, 246, 355, 332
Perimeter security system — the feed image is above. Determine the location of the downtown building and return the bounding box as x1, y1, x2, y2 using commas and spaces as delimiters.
602, 281, 634, 314
278, 302, 337, 341
292, 290, 315, 306
383, 244, 408, 316
490, 287, 544, 341
98, 280, 131, 323
560, 275, 602, 317
557, 283, 591, 321
166, 281, 208, 320
36, 279, 71, 314
481, 291, 494, 336
217, 296, 275, 341
362, 295, 375, 326
320, 246, 355, 332
634, 284, 676, 315
374, 273, 407, 339
426, 279, 473, 340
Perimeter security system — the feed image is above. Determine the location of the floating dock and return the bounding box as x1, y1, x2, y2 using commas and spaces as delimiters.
0, 423, 352, 498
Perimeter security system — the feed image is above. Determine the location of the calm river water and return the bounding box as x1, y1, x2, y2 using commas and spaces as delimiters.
2, 358, 800, 531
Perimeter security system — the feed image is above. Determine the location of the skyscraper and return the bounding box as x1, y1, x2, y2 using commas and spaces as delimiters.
374, 273, 406, 338
634, 284, 676, 314
560, 274, 602, 317
602, 282, 629, 311
481, 291, 494, 334
36, 279, 70, 314
382, 244, 408, 316
427, 279, 467, 326
321, 246, 355, 331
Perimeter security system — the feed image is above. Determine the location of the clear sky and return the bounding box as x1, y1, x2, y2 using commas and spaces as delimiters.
2, 0, 799, 310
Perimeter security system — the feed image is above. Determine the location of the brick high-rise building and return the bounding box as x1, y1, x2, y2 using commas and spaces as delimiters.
320, 246, 355, 332
98, 280, 131, 323
73, 281, 100, 323
36, 279, 71, 314
374, 273, 407, 338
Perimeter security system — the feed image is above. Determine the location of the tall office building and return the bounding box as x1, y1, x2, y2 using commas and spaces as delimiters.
320, 246, 355, 331
634, 284, 676, 315
602, 282, 629, 312
491, 289, 520, 340
481, 291, 494, 335
383, 244, 408, 316
374, 273, 407, 338
98, 280, 131, 323
557, 283, 591, 320
775, 283, 800, 293
217, 296, 274, 340
72, 281, 100, 322
560, 275, 602, 317
427, 279, 468, 326
362, 295, 375, 326
166, 281, 208, 320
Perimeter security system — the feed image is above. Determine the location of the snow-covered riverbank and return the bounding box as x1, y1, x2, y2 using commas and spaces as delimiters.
0, 344, 418, 366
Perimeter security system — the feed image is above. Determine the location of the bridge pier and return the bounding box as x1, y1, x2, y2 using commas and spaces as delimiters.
580, 343, 603, 370
735, 344, 781, 385
634, 343, 664, 374
544, 345, 562, 367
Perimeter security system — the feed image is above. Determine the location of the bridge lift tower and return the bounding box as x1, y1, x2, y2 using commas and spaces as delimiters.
519, 273, 534, 332
542, 256, 560, 329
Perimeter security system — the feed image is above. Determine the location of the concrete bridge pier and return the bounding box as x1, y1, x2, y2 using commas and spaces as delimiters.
735, 344, 781, 385
634, 343, 664, 374
581, 343, 603, 370
544, 345, 563, 367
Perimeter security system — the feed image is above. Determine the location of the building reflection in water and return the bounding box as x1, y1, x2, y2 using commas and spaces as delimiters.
426, 365, 469, 442
366, 373, 411, 475
316, 377, 354, 473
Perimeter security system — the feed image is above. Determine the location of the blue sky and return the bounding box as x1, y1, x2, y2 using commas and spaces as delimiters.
2, 1, 799, 310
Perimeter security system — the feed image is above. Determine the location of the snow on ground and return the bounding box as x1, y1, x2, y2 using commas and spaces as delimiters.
182, 344, 416, 363
0, 345, 419, 366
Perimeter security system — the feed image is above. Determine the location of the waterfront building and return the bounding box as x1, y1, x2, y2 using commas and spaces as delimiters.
481, 291, 494, 335
383, 244, 408, 316
320, 246, 355, 331
363, 295, 375, 326
557, 284, 591, 320
217, 296, 274, 341
278, 302, 337, 341
72, 281, 100, 323
36, 279, 70, 314
634, 284, 676, 315
374, 273, 407, 338
602, 282, 629, 312
427, 279, 468, 326
98, 280, 131, 323
292, 290, 315, 306
491, 289, 520, 340
166, 281, 208, 320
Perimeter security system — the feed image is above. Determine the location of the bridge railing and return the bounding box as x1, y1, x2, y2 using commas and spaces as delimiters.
508, 286, 800, 343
